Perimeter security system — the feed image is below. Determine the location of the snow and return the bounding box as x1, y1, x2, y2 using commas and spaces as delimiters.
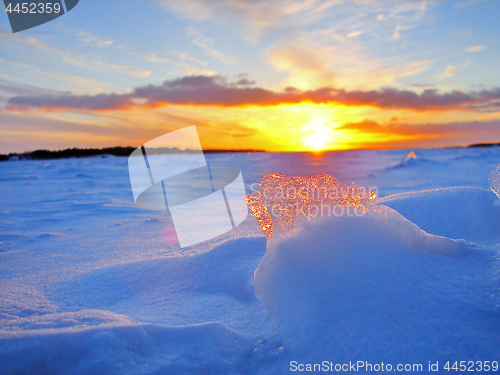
1, 147, 500, 374
380, 187, 500, 245
255, 205, 498, 371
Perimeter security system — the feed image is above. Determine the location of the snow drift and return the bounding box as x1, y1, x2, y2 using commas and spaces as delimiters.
254, 204, 500, 368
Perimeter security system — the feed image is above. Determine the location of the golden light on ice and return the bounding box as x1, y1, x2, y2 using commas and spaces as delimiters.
246, 172, 378, 239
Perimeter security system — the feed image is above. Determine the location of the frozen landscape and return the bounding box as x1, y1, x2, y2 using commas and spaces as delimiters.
1, 147, 500, 374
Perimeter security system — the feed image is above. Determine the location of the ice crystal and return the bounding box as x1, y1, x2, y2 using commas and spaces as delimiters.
488, 164, 500, 198
246, 172, 377, 239
406, 151, 417, 160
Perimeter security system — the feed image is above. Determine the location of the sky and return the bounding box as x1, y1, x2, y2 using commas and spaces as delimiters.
1, 0, 500, 153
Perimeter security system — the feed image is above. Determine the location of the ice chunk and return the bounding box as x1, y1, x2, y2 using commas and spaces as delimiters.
488, 163, 500, 198
398, 150, 418, 167
246, 172, 377, 238
406, 151, 417, 160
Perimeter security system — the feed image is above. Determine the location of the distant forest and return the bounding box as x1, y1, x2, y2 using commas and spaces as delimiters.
1, 143, 499, 162
0, 146, 266, 161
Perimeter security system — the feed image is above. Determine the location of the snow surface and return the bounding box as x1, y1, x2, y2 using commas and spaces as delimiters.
1, 148, 500, 374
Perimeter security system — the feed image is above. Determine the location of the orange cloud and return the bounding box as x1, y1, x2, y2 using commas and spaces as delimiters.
336, 118, 500, 148
7, 75, 500, 113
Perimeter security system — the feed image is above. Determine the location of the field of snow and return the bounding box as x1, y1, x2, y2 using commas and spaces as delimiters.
1, 147, 499, 374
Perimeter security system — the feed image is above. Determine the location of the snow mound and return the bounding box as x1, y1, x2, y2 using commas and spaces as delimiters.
380, 187, 500, 245
254, 205, 499, 365
47, 237, 267, 329
0, 238, 272, 374
0, 320, 249, 375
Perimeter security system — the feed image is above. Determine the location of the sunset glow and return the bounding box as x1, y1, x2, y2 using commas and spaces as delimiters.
1, 1, 500, 153
305, 131, 329, 151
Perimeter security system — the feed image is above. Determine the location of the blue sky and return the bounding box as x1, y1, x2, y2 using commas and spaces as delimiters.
1, 0, 500, 153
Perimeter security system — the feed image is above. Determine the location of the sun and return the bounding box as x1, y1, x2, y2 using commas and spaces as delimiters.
304, 131, 328, 150
299, 113, 338, 151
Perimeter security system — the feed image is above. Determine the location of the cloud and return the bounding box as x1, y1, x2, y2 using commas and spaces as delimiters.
41, 71, 124, 95
114, 67, 151, 78
0, 28, 63, 53
136, 52, 173, 64
347, 31, 362, 38
62, 55, 85, 67
466, 45, 488, 52
0, 112, 146, 154
153, 1, 433, 90
235, 78, 255, 86
336, 118, 500, 144
333, 118, 500, 149
6, 75, 500, 113
59, 27, 115, 48
72, 29, 114, 48
93, 60, 151, 77
0, 78, 62, 97
266, 26, 432, 88
410, 83, 436, 89
8, 92, 134, 111
134, 51, 216, 76
171, 50, 207, 66
154, 0, 338, 38
0, 107, 264, 153
0, 27, 146, 81
136, 51, 206, 67
186, 27, 236, 65
437, 65, 459, 79
437, 61, 469, 79
267, 41, 338, 87
337, 120, 386, 133
154, 0, 429, 41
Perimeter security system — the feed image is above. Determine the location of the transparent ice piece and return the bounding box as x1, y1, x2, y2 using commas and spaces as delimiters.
488, 164, 500, 198
246, 172, 377, 239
